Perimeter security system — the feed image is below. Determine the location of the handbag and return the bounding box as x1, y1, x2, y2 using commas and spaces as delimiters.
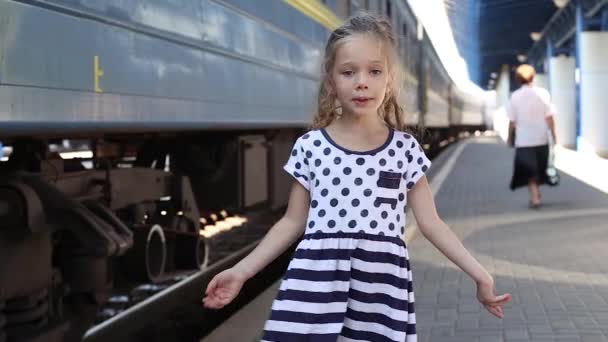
546, 140, 559, 186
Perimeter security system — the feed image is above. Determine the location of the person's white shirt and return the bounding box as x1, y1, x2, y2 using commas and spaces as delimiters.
508, 84, 556, 147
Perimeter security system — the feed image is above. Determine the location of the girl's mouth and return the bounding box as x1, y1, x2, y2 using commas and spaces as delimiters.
352, 97, 372, 105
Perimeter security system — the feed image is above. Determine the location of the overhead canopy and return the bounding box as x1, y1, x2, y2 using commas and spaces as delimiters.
444, 0, 559, 89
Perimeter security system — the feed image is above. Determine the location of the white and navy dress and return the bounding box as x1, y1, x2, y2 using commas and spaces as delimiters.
262, 128, 431, 342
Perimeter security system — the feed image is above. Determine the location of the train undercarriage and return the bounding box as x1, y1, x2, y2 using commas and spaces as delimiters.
0, 129, 300, 342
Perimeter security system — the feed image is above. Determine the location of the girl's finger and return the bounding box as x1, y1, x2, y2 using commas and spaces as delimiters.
483, 297, 506, 306
494, 305, 503, 315
486, 306, 499, 318
494, 293, 511, 303
482, 293, 511, 306
486, 304, 503, 318
493, 298, 510, 306
489, 294, 511, 306
206, 299, 221, 309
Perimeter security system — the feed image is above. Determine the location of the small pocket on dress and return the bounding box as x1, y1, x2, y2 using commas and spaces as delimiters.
377, 171, 402, 189
374, 171, 402, 209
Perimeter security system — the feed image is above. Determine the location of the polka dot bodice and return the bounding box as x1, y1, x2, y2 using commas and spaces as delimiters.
284, 128, 431, 238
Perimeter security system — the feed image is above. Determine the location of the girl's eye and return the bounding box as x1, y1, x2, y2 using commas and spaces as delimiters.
371, 69, 383, 75
341, 71, 354, 76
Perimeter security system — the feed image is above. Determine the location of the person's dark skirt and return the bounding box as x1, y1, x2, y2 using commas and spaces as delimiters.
510, 145, 549, 190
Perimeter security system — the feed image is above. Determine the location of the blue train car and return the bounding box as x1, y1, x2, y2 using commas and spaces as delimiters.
0, 0, 325, 135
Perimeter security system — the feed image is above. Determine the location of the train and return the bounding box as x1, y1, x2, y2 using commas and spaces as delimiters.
0, 0, 485, 341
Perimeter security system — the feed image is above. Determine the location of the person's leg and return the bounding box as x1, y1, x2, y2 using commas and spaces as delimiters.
528, 179, 541, 207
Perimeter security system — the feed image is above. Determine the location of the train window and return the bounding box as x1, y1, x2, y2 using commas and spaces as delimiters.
400, 22, 407, 56
386, 0, 391, 18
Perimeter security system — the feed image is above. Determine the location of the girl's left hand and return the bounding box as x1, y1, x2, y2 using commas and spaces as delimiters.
476, 279, 511, 318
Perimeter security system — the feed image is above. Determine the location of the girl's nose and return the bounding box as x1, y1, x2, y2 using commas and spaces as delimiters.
356, 75, 368, 90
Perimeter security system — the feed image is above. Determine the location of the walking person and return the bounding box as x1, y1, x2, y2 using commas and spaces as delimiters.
507, 64, 558, 208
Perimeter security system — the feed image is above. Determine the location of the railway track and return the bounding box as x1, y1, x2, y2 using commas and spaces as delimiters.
83, 209, 292, 342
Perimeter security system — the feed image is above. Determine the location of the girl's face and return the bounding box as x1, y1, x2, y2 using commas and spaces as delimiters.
331, 34, 390, 120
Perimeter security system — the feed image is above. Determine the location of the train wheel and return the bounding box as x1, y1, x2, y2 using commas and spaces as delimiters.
121, 225, 167, 283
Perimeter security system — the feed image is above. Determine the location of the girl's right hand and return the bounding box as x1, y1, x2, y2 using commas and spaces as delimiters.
476, 279, 511, 319
202, 268, 247, 309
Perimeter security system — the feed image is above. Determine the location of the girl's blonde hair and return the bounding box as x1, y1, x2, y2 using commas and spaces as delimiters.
311, 13, 405, 130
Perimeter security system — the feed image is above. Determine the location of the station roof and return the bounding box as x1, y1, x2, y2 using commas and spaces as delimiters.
445, 0, 559, 89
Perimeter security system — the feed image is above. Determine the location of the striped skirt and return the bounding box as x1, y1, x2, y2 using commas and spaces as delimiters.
261, 232, 416, 342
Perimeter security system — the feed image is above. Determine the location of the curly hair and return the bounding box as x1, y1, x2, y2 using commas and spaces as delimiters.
311, 13, 405, 131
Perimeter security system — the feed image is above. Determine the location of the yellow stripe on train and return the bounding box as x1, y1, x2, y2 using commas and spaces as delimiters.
283, 0, 342, 30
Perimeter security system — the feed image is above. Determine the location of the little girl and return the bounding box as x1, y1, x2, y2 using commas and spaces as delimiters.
203, 14, 511, 342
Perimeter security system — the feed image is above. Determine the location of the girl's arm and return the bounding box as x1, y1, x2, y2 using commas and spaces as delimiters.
408, 176, 511, 317
232, 181, 310, 280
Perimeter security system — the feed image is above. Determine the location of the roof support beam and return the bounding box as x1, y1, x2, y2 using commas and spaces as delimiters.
527, 0, 608, 63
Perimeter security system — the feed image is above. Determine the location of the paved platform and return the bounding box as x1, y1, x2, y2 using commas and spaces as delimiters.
204, 135, 608, 342
411, 136, 608, 342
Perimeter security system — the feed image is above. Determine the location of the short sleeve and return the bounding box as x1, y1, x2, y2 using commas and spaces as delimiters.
539, 88, 556, 117
404, 137, 431, 191
283, 136, 311, 191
